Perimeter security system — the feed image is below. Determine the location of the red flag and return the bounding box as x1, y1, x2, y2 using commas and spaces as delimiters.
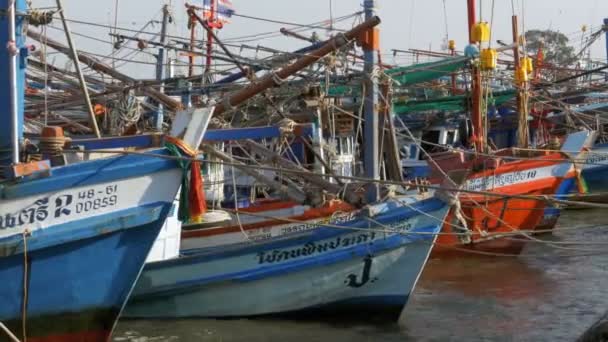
188, 161, 207, 223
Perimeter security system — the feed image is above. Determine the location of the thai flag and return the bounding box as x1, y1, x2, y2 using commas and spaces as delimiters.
203, 0, 235, 23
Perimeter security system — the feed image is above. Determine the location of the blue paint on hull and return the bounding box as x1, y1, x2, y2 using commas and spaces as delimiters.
125, 197, 448, 319
1, 148, 176, 199
0, 203, 170, 335
539, 177, 576, 229
176, 197, 445, 264
575, 143, 608, 192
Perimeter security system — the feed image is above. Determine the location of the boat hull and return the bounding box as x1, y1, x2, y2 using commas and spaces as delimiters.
433, 160, 566, 257
0, 211, 166, 341
181, 201, 353, 251
0, 151, 182, 341
566, 143, 608, 206
581, 143, 608, 191
125, 197, 448, 319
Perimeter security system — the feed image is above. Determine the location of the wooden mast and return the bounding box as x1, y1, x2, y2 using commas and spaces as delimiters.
513, 15, 529, 148
467, 0, 484, 153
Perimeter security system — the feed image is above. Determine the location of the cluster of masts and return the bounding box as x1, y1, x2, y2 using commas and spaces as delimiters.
16, 0, 608, 201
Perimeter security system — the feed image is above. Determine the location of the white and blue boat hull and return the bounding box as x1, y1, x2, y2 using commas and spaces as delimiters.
0, 150, 182, 341
125, 197, 448, 320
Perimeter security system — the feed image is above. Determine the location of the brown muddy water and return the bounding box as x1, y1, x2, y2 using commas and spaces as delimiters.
113, 209, 608, 341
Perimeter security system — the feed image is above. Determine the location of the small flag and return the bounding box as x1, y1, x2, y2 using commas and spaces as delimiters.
202, 0, 234, 24
188, 160, 207, 223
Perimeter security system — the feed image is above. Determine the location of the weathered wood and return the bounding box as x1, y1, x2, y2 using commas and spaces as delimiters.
26, 72, 79, 95
55, 0, 101, 137
27, 30, 182, 111
212, 16, 381, 116
48, 113, 93, 133
28, 58, 117, 89
380, 81, 404, 182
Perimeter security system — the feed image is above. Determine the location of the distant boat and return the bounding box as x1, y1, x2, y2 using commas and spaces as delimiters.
124, 194, 450, 320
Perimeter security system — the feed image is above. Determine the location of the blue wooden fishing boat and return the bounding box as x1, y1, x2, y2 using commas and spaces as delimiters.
0, 1, 211, 340
124, 194, 450, 320
124, 5, 449, 321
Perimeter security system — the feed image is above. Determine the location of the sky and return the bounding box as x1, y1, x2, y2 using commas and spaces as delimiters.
31, 0, 608, 78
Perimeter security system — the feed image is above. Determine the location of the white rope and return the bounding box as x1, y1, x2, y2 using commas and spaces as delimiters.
0, 322, 20, 342
270, 71, 285, 86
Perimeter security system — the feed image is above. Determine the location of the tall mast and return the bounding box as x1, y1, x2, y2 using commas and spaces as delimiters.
204, 0, 217, 79
1, 0, 26, 170
513, 15, 529, 148
363, 0, 380, 202
467, 0, 484, 153
604, 18, 608, 71
56, 0, 101, 138
155, 4, 170, 131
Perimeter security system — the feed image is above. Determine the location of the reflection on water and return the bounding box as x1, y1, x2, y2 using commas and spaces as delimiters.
114, 209, 608, 341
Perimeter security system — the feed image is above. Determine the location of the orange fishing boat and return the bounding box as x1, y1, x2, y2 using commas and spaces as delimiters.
429, 140, 589, 257
426, 0, 594, 257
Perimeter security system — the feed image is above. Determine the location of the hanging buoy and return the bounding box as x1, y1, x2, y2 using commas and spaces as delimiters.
448, 39, 456, 51
471, 22, 490, 43
480, 48, 497, 70
515, 65, 529, 84
521, 56, 534, 74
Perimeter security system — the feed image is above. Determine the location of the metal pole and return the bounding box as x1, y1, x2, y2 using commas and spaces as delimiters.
467, 0, 475, 43
363, 0, 379, 203
8, 0, 19, 164
154, 4, 170, 131
55, 0, 101, 138
604, 18, 608, 74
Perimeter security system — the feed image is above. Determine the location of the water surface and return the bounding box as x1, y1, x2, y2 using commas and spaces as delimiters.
114, 209, 608, 341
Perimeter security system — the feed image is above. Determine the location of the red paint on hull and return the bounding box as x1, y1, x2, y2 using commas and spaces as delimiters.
431, 152, 567, 257
182, 200, 354, 239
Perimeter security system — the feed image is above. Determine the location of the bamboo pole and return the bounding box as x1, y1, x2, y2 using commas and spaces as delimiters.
55, 0, 101, 138
27, 30, 182, 111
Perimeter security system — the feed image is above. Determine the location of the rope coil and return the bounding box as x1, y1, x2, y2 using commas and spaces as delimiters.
270, 71, 285, 86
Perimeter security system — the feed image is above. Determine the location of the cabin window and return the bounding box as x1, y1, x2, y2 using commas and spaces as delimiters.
421, 130, 440, 153
446, 131, 456, 145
